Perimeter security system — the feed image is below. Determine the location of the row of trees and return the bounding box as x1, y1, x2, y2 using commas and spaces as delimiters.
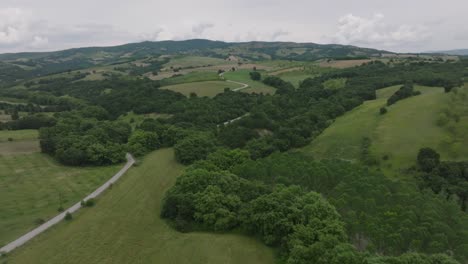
387, 82, 421, 106
417, 148, 468, 211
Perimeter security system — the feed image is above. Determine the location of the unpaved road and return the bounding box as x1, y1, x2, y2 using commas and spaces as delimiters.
219, 72, 249, 91
0, 153, 135, 255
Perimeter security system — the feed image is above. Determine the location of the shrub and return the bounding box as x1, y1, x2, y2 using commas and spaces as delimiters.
57, 206, 64, 212
64, 212, 73, 221
85, 199, 96, 207
249, 71, 261, 81
380, 107, 388, 115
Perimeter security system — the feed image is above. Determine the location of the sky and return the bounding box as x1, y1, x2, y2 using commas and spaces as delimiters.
0, 0, 467, 54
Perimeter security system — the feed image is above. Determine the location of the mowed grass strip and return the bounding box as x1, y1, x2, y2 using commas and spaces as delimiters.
162, 81, 241, 97
0, 153, 120, 246
6, 149, 275, 264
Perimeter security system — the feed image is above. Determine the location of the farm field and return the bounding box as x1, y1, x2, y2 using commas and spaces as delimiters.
0, 153, 120, 247
223, 70, 276, 94
0, 129, 40, 154
5, 149, 275, 264
301, 84, 466, 171
160, 71, 221, 86
162, 80, 241, 97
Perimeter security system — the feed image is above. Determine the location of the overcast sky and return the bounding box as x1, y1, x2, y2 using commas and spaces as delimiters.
1, 0, 467, 54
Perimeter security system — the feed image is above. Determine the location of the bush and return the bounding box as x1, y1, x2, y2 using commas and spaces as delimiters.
7, 137, 13, 142
249, 71, 261, 81
85, 199, 96, 207
380, 107, 388, 115
57, 206, 64, 212
64, 212, 73, 221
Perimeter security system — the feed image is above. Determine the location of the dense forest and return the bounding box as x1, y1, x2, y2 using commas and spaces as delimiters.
1, 55, 467, 263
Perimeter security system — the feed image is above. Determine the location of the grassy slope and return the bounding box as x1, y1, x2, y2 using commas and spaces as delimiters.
6, 149, 275, 264
301, 85, 466, 171
0, 153, 120, 246
162, 81, 241, 97
223, 70, 276, 94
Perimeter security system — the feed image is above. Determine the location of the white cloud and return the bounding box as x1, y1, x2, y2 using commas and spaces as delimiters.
29, 35, 48, 48
0, 8, 30, 44
192, 23, 214, 37
333, 13, 431, 49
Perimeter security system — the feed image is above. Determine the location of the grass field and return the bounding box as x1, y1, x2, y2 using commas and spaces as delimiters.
223, 70, 276, 94
0, 153, 120, 247
275, 71, 318, 88
323, 78, 347, 90
0, 130, 40, 154
162, 81, 241, 97
301, 85, 467, 171
5, 149, 275, 264
160, 71, 221, 86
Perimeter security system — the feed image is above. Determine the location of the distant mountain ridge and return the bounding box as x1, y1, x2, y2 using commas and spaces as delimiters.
0, 39, 394, 85
428, 49, 468, 56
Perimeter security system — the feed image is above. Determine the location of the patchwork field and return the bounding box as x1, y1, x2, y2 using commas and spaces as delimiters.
0, 153, 120, 247
301, 84, 467, 171
5, 149, 275, 264
162, 80, 241, 97
318, 59, 373, 68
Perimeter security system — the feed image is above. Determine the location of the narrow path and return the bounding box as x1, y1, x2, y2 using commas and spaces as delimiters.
219, 72, 249, 91
0, 153, 135, 255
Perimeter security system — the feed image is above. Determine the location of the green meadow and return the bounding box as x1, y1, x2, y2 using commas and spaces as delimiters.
5, 149, 275, 264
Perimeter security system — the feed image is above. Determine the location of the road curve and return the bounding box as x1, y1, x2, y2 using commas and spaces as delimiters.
219, 72, 250, 91
0, 153, 135, 255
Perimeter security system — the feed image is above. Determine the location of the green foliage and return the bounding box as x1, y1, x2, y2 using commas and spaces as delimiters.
249, 71, 261, 81
174, 133, 217, 165
232, 153, 468, 262
64, 212, 72, 221
39, 112, 131, 165
84, 199, 96, 207
417, 147, 441, 172
380, 107, 387, 115
127, 129, 160, 156
387, 82, 420, 106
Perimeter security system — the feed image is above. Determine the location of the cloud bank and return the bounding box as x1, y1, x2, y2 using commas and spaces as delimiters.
332, 14, 431, 49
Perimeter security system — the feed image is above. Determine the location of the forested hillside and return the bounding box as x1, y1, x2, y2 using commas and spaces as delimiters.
1, 41, 467, 264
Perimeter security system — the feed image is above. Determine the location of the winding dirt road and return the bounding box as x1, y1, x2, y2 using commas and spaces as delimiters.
219, 72, 249, 91
0, 153, 135, 255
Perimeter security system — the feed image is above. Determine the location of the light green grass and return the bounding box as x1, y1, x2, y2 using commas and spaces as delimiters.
160, 71, 221, 86
276, 71, 318, 88
0, 130, 38, 142
118, 112, 173, 128
0, 129, 40, 154
0, 153, 120, 247
223, 70, 276, 94
6, 149, 275, 264
162, 81, 241, 97
323, 78, 347, 90
301, 85, 468, 171
165, 56, 228, 68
